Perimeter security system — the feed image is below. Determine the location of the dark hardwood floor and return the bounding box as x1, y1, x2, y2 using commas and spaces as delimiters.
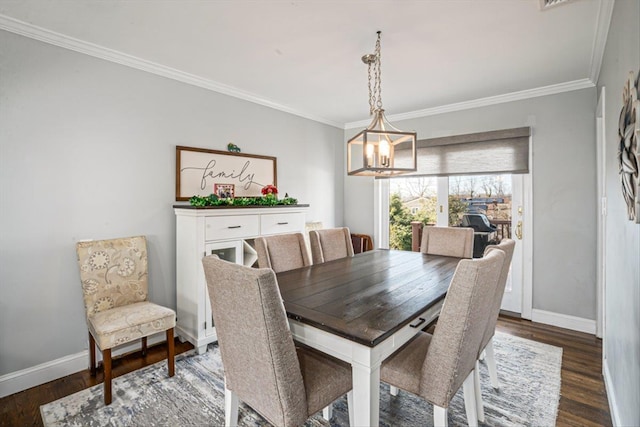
496, 316, 611, 427
0, 317, 611, 426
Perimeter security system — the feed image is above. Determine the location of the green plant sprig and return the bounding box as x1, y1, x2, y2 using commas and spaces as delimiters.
188, 194, 298, 207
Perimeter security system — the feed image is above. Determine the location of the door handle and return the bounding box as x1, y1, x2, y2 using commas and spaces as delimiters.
515, 220, 523, 240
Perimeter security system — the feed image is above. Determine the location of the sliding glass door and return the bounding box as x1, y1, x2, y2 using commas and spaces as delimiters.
385, 173, 528, 314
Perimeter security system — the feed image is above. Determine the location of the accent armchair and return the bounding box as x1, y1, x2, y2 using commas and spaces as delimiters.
76, 236, 175, 405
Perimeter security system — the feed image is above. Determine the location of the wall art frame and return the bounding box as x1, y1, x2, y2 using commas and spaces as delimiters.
618, 70, 640, 223
176, 145, 277, 201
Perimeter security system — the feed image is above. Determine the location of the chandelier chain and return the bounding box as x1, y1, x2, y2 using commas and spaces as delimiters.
367, 60, 374, 115
374, 32, 382, 110
366, 31, 384, 116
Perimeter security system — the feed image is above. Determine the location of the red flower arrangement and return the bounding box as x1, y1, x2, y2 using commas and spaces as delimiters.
261, 185, 278, 196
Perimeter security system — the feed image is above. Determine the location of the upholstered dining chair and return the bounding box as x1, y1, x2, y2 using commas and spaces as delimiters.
381, 249, 505, 427
421, 226, 475, 258
309, 227, 355, 264
472, 238, 516, 421
75, 236, 176, 405
201, 255, 354, 427
255, 232, 312, 273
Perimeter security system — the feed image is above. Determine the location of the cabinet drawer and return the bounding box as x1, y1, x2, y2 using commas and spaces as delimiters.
205, 215, 259, 241
260, 213, 305, 236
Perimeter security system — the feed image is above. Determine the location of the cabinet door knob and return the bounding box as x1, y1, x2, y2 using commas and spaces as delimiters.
227, 225, 242, 229
277, 222, 289, 225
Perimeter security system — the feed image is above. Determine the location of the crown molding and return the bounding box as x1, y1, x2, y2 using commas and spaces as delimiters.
0, 14, 601, 132
0, 14, 343, 129
588, 0, 615, 83
344, 78, 596, 129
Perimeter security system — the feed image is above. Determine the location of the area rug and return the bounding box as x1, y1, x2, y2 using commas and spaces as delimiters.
41, 332, 562, 426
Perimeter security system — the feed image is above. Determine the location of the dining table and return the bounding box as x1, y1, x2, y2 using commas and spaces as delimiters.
276, 249, 461, 426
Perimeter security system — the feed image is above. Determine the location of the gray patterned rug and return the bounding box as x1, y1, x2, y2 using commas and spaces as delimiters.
41, 332, 561, 426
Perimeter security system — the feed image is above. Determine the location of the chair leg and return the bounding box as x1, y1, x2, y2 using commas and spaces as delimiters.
88, 333, 96, 376
485, 337, 499, 389
103, 348, 112, 405
474, 361, 485, 422
141, 336, 147, 357
433, 405, 448, 427
166, 328, 175, 377
224, 380, 239, 427
322, 405, 333, 420
347, 390, 354, 427
389, 385, 399, 396
462, 371, 478, 427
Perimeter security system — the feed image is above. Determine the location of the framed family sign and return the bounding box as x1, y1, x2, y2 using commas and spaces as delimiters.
176, 146, 277, 201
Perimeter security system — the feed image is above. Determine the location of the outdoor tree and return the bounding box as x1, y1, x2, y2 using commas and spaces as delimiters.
462, 176, 479, 199
448, 195, 468, 226
404, 177, 436, 199
389, 193, 414, 251
481, 177, 494, 197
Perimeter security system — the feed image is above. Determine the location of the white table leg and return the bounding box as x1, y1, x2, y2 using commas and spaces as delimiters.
352, 362, 380, 427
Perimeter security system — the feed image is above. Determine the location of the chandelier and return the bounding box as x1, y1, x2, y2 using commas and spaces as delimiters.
347, 31, 417, 176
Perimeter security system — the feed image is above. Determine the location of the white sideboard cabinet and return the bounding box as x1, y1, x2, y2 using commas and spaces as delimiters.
174, 205, 309, 354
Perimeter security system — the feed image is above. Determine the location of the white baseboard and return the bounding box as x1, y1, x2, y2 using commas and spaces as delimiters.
0, 333, 168, 398
531, 309, 596, 334
603, 359, 622, 426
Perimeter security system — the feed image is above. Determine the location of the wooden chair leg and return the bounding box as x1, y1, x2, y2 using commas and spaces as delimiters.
347, 390, 354, 427
462, 371, 478, 427
433, 405, 448, 427
141, 336, 147, 357
322, 405, 333, 420
474, 361, 485, 422
485, 337, 500, 389
88, 333, 96, 376
166, 328, 175, 377
103, 348, 112, 405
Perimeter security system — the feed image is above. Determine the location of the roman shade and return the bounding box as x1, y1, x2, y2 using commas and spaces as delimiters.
391, 127, 530, 177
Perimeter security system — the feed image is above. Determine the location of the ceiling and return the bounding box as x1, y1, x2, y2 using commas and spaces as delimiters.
0, 0, 610, 128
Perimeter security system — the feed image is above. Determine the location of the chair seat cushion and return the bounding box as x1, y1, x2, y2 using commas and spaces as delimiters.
381, 332, 432, 395
88, 301, 176, 350
296, 345, 352, 416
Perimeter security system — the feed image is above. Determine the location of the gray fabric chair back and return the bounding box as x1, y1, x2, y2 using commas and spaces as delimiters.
480, 238, 516, 351
201, 256, 308, 427
420, 226, 474, 258
255, 233, 312, 273
420, 249, 505, 407
309, 227, 355, 264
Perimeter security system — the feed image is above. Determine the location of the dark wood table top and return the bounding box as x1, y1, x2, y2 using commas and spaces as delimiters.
276, 249, 460, 347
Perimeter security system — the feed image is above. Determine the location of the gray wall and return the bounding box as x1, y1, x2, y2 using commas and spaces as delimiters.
345, 88, 598, 320
597, 0, 640, 424
0, 31, 344, 375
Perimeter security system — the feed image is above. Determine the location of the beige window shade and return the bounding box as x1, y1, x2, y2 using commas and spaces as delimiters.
392, 127, 530, 177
